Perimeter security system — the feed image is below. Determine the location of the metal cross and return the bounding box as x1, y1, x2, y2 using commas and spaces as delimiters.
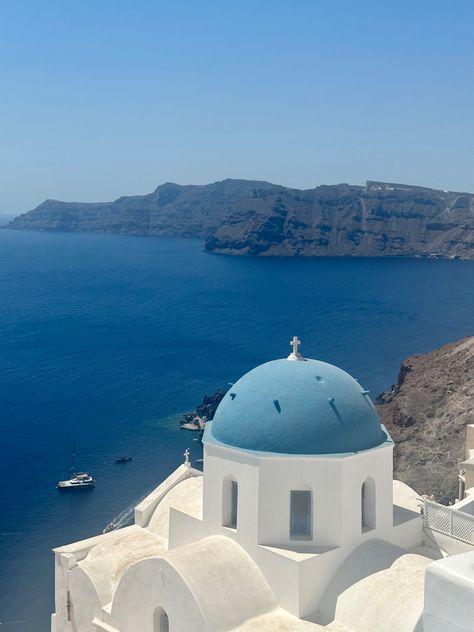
184, 448, 190, 466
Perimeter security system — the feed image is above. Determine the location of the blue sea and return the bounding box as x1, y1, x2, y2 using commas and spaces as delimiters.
1, 229, 474, 631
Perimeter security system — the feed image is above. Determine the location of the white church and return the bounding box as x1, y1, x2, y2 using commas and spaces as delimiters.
52, 338, 474, 632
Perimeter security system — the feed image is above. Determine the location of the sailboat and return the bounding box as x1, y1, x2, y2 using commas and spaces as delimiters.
57, 438, 95, 490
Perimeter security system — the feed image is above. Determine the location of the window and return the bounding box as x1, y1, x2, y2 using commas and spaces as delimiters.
230, 480, 238, 528
154, 607, 169, 632
222, 479, 238, 528
361, 478, 376, 531
290, 490, 312, 539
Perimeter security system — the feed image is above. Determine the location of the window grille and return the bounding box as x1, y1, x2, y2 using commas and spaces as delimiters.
290, 490, 312, 538
361, 478, 376, 531
159, 611, 169, 632
361, 482, 367, 528
230, 480, 238, 528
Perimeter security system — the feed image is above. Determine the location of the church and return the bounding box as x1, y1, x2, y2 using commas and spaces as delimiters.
51, 338, 474, 632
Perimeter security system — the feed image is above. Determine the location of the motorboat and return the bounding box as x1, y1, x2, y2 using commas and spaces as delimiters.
115, 457, 132, 464
57, 472, 95, 490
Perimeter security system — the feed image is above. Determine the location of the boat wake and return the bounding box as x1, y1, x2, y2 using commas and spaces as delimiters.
102, 492, 149, 533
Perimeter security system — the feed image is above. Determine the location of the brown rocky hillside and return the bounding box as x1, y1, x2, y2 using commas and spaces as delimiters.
375, 336, 474, 503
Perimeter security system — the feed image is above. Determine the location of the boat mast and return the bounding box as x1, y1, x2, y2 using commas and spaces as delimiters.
71, 436, 76, 476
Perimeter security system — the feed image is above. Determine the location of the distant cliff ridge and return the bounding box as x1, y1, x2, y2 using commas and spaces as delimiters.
7, 179, 474, 258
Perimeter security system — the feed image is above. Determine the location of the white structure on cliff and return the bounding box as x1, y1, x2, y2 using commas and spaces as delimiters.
52, 339, 474, 632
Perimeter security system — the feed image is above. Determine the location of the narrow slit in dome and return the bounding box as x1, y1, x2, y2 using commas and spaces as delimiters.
273, 399, 281, 413
230, 393, 237, 400
328, 397, 343, 423
315, 376, 323, 382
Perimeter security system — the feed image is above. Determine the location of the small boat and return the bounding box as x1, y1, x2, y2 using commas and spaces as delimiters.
103, 522, 117, 533
115, 457, 132, 464
57, 438, 95, 490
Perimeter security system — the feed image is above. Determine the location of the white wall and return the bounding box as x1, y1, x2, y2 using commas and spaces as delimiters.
199, 439, 399, 618
423, 552, 474, 632
257, 456, 343, 548
203, 440, 394, 552
203, 442, 261, 550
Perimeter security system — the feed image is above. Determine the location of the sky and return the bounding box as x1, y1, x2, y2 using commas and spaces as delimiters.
0, 0, 473, 214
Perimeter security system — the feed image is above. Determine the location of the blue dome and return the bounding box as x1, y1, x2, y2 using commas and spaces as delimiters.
207, 358, 386, 455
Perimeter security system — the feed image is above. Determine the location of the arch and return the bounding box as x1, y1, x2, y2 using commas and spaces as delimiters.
111, 536, 277, 632
290, 488, 312, 539
111, 555, 208, 632
154, 606, 169, 632
361, 477, 376, 531
222, 477, 238, 529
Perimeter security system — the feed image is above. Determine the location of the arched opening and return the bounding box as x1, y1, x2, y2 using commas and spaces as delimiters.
290, 489, 312, 539
153, 607, 170, 632
361, 477, 376, 532
154, 607, 169, 632
222, 478, 238, 529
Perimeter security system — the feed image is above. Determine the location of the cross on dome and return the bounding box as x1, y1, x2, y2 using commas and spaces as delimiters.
291, 336, 301, 354
287, 336, 304, 361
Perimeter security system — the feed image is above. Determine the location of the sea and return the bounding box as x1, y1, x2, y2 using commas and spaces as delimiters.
1, 228, 474, 631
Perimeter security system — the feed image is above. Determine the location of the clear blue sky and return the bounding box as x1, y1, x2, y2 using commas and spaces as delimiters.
0, 1, 473, 214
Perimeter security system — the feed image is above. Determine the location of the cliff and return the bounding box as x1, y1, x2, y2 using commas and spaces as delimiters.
7, 179, 474, 258
6, 179, 283, 239
376, 336, 474, 503
206, 181, 474, 258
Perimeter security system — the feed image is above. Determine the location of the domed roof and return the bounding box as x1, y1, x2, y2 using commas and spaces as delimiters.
207, 356, 386, 455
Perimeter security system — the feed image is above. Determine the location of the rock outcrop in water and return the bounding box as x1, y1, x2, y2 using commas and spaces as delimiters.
375, 336, 474, 503
180, 389, 227, 431
7, 179, 474, 258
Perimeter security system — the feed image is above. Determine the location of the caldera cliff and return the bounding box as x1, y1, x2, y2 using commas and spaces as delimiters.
7, 179, 474, 258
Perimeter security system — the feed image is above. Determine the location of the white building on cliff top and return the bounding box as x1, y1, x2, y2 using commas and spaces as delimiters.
52, 338, 474, 632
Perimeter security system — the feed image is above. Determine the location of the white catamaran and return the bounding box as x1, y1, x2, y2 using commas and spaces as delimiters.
57, 438, 95, 490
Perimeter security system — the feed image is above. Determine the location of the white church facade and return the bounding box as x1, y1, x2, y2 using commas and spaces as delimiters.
52, 339, 474, 632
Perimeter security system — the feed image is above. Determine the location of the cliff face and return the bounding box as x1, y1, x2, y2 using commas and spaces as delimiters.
375, 336, 474, 503
206, 181, 474, 258
7, 179, 474, 258
7, 179, 282, 239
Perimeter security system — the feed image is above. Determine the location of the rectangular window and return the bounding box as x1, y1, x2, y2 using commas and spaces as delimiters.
230, 480, 238, 528
290, 490, 312, 539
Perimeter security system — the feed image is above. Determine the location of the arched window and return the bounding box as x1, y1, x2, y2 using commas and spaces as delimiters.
154, 607, 169, 632
361, 478, 376, 531
222, 479, 238, 528
290, 490, 312, 539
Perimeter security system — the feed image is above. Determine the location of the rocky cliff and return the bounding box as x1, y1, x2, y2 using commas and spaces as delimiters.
7, 179, 474, 258
206, 181, 474, 258
376, 336, 474, 503
7, 179, 283, 239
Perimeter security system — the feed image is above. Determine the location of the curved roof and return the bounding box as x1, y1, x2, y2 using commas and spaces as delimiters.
207, 358, 386, 455
112, 536, 279, 631
318, 540, 432, 631
147, 476, 203, 542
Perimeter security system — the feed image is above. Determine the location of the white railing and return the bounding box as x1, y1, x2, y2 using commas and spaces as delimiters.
424, 498, 474, 545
